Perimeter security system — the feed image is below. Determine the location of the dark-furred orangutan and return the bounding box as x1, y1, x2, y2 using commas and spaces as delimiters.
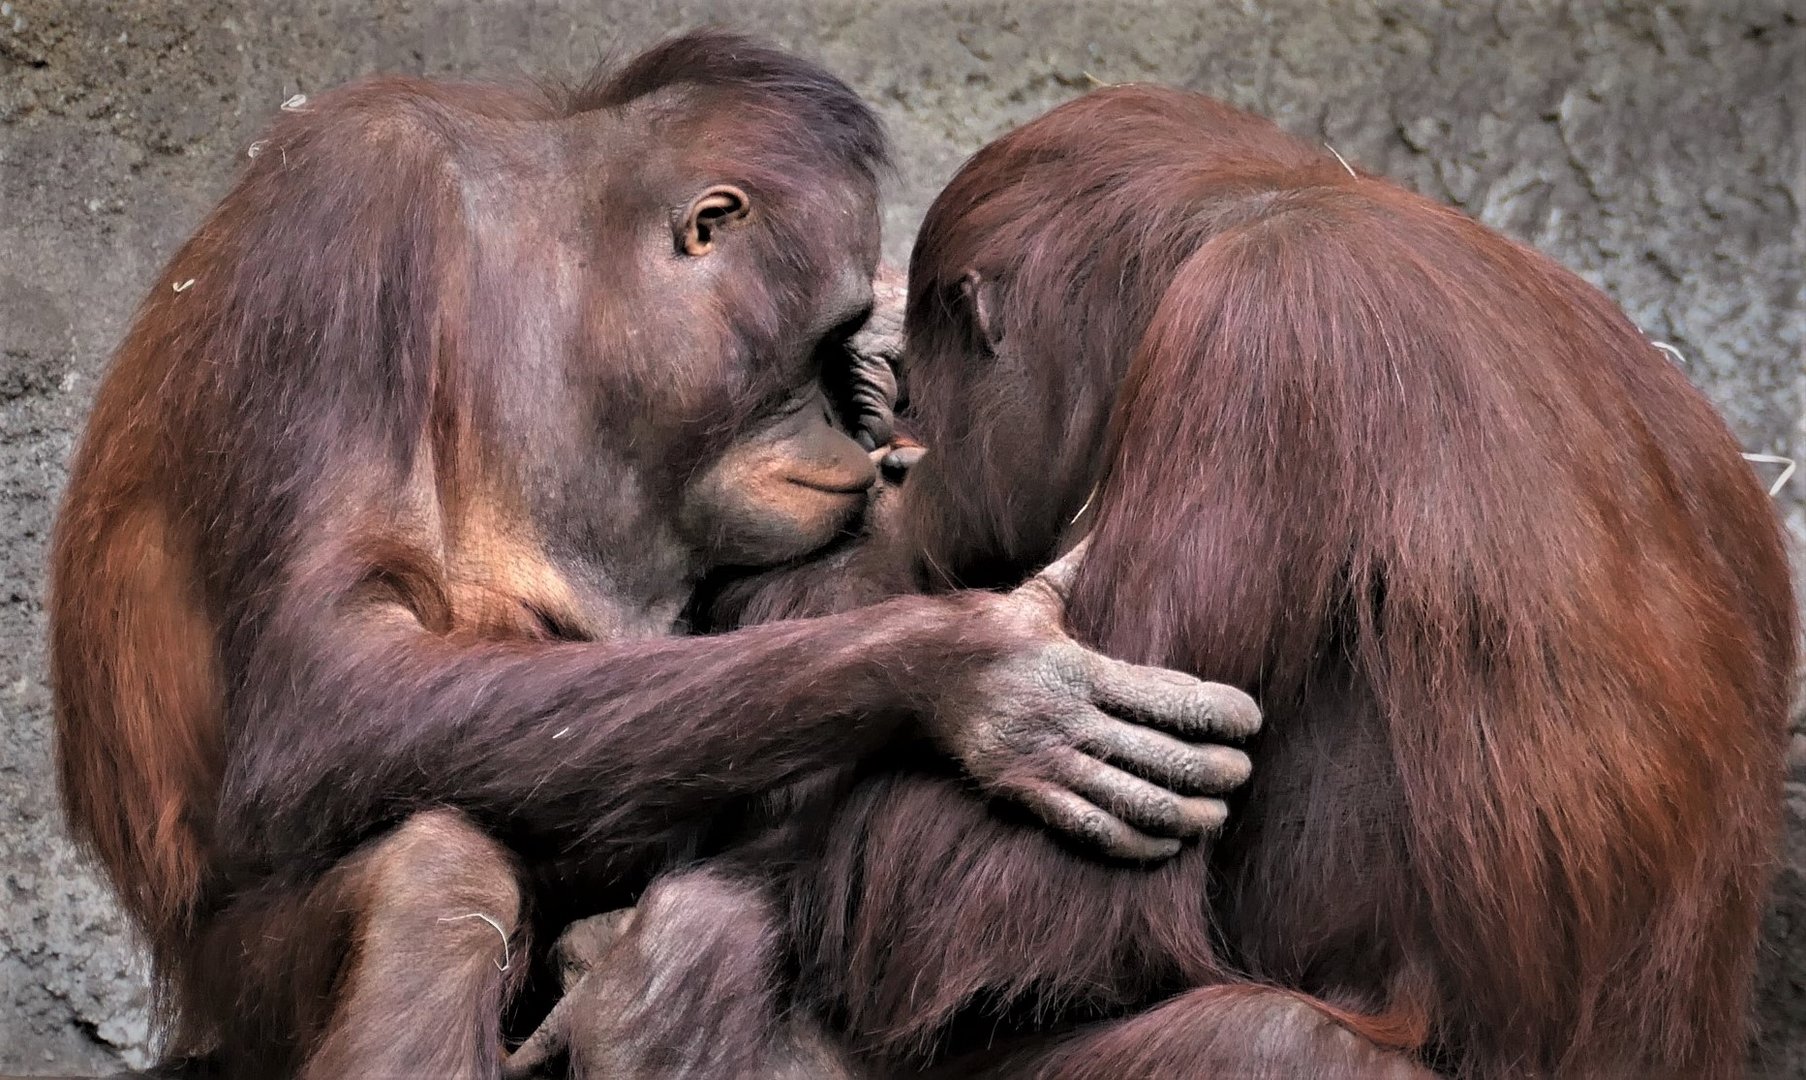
47, 40, 1262, 1078
565, 85, 1796, 1079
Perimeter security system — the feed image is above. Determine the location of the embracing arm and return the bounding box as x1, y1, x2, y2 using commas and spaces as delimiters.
219, 555, 1253, 880
222, 591, 980, 872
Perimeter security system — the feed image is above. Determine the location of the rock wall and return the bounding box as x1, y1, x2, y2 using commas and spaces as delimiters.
1, 0, 1800, 1073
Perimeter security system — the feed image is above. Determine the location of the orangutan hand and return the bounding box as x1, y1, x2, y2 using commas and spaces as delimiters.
928, 540, 1263, 861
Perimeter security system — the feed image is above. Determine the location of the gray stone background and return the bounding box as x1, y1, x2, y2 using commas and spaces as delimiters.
0, 0, 1800, 1074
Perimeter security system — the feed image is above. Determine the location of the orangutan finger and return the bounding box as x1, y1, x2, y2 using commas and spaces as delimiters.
1000, 778, 1182, 862
1008, 537, 1093, 621
502, 988, 575, 1079
1052, 746, 1230, 839
1074, 714, 1253, 795
1085, 657, 1262, 741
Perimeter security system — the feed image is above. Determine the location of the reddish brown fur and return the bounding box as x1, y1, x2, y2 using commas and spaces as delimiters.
54, 34, 1250, 1075
53, 430, 224, 1000
186, 809, 527, 1078
697, 86, 1795, 1077
48, 33, 1073, 1076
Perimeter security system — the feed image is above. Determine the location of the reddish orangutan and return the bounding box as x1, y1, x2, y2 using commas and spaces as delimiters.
561, 84, 1795, 1079
47, 42, 1256, 1078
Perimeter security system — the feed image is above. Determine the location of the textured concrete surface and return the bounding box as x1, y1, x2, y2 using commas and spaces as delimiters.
1, 0, 1801, 1074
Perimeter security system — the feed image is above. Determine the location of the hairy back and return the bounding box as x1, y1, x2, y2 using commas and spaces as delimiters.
47, 73, 498, 1006
892, 82, 1796, 1074
1058, 115, 1795, 1072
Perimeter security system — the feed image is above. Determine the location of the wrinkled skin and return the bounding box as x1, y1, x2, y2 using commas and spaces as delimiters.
504, 279, 1264, 1080
49, 35, 1268, 1078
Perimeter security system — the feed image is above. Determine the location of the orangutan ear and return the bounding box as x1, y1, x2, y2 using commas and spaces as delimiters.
678, 185, 751, 256
960, 269, 1004, 353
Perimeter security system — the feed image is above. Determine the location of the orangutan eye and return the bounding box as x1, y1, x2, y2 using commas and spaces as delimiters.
828, 305, 873, 344
808, 306, 872, 378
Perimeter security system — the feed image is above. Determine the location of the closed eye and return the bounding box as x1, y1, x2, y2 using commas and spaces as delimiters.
830, 304, 874, 343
